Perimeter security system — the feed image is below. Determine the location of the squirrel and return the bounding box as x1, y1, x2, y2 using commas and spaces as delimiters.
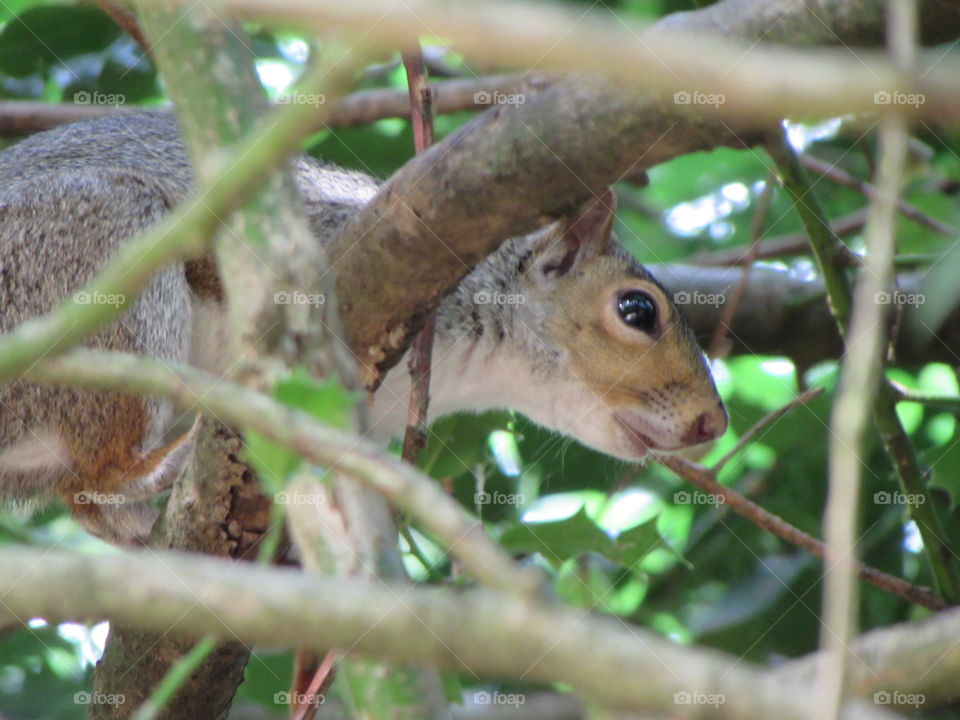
0, 111, 727, 545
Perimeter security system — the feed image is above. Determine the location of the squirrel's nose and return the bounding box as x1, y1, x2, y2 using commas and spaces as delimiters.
682, 404, 728, 445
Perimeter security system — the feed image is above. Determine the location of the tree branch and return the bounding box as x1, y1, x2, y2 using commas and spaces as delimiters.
232, 0, 960, 121
799, 153, 954, 237
0, 75, 530, 136
0, 545, 914, 720
400, 46, 437, 464
26, 349, 542, 599
651, 264, 960, 369
656, 453, 945, 612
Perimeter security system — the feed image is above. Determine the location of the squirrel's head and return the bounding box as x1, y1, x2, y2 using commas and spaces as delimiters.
501, 189, 727, 460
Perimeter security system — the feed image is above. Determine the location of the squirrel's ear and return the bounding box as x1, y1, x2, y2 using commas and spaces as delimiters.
527, 189, 616, 283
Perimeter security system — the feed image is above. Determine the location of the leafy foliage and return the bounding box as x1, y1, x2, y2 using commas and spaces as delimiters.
1, 1, 959, 718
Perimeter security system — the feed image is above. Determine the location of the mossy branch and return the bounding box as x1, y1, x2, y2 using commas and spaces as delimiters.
26, 349, 543, 598
0, 90, 340, 385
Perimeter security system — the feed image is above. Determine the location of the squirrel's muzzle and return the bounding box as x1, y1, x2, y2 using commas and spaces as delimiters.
681, 402, 728, 446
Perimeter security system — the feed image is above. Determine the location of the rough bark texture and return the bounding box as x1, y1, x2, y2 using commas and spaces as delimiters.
657, 0, 960, 45
89, 425, 275, 720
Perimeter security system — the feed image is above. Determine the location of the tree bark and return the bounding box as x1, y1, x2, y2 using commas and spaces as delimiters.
1, 545, 933, 720
654, 265, 959, 370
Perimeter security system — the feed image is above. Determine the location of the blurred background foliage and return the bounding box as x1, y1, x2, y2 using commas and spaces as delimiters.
0, 0, 958, 718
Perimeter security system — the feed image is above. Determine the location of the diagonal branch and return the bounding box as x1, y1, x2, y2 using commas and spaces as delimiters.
26, 349, 542, 598
657, 453, 945, 612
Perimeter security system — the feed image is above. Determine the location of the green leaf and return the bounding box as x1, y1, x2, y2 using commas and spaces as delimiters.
0, 6, 120, 77
614, 520, 663, 568
512, 416, 628, 493
420, 411, 511, 479
440, 671, 464, 705
275, 368, 356, 430
499, 508, 614, 565
95, 44, 159, 104
244, 370, 356, 493
337, 659, 435, 718
924, 439, 960, 510
0, 0, 39, 24
555, 557, 616, 608
244, 432, 301, 495
727, 356, 798, 412
916, 240, 960, 340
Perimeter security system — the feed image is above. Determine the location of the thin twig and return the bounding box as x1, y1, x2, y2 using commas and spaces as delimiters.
666, 384, 944, 611
290, 651, 337, 720
799, 153, 954, 236
816, 119, 904, 720
96, 1, 152, 54
657, 454, 946, 612
713, 387, 824, 472
768, 132, 960, 604
401, 46, 437, 464
692, 209, 868, 266
707, 170, 776, 358
890, 381, 960, 408
0, 74, 535, 136
816, 3, 919, 715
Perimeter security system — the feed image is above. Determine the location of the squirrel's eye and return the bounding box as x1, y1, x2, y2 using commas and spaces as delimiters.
617, 291, 657, 333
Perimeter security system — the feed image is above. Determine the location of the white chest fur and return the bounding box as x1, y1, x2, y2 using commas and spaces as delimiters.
368, 338, 554, 442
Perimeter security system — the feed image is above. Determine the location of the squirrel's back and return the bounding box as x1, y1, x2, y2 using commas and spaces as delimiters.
0, 112, 382, 543
0, 113, 197, 542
